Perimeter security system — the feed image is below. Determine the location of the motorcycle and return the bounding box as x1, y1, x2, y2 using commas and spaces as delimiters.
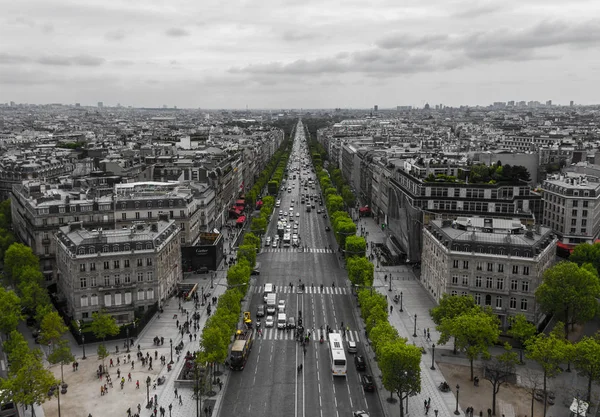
256, 319, 261, 329
393, 295, 400, 304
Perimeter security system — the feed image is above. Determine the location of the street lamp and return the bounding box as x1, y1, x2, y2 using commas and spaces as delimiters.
454, 384, 460, 415
211, 271, 215, 289
146, 376, 151, 407
201, 286, 205, 306
400, 291, 403, 312
169, 404, 172, 417
126, 327, 130, 353
388, 274, 392, 292
81, 333, 87, 360
431, 344, 436, 370
413, 314, 417, 337
170, 339, 173, 364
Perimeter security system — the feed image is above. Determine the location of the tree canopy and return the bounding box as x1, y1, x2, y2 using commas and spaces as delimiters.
379, 340, 421, 417
90, 310, 120, 341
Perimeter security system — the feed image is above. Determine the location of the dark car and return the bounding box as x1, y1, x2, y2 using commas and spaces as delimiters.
325, 226, 330, 231
256, 305, 265, 318
361, 375, 375, 392
355, 355, 366, 371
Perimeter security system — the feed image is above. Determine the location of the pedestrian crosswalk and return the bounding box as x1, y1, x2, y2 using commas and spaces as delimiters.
256, 328, 361, 343
250, 284, 351, 296
261, 247, 335, 253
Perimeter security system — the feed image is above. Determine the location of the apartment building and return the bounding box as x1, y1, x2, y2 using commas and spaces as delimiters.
541, 172, 600, 245
421, 217, 557, 328
54, 217, 180, 323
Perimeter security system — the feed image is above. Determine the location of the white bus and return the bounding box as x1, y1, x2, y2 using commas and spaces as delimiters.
329, 333, 347, 376
263, 283, 274, 303
283, 233, 291, 247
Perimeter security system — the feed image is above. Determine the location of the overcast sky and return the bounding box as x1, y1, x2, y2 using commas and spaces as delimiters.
1, 0, 599, 109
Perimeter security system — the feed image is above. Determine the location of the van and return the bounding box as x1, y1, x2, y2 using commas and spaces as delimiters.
277, 313, 287, 329
263, 283, 274, 303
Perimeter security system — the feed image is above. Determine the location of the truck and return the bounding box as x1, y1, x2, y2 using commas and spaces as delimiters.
266, 293, 277, 315
283, 233, 291, 247
229, 327, 254, 370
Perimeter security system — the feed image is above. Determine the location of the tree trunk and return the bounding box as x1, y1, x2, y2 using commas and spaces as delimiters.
31, 403, 36, 417
530, 389, 535, 417
587, 375, 593, 402
399, 392, 405, 417
492, 385, 497, 416
542, 372, 548, 417
519, 347, 524, 364
470, 358, 474, 381
60, 363, 64, 383
564, 307, 569, 337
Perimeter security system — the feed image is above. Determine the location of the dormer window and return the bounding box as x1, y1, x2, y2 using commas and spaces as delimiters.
89, 247, 95, 254
103, 246, 109, 253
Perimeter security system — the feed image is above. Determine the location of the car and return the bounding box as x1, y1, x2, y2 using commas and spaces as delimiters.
278, 300, 286, 311
355, 355, 366, 371
353, 411, 370, 417
296, 212, 300, 217
265, 315, 274, 327
279, 210, 283, 215
265, 237, 271, 247
347, 340, 357, 353
311, 204, 315, 209
289, 207, 294, 211
287, 317, 296, 329
272, 239, 278, 248
361, 375, 375, 392
325, 226, 331, 231
256, 305, 265, 318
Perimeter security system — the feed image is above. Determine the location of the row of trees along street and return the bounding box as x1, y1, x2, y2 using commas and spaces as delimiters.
308, 135, 421, 417
194, 138, 291, 394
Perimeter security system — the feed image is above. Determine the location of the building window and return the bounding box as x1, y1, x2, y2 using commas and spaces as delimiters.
135, 212, 140, 220
148, 211, 152, 219
136, 243, 142, 250
91, 294, 98, 306
487, 263, 494, 272
146, 258, 152, 266
147, 289, 154, 299
522, 281, 529, 292
80, 277, 87, 288
147, 272, 153, 281
90, 262, 96, 271
453, 260, 459, 269
80, 264, 86, 272
486, 277, 493, 289
104, 261, 110, 270
104, 275, 110, 286
521, 298, 528, 311
463, 261, 469, 269
523, 266, 530, 276
451, 290, 458, 296
462, 275, 469, 286
496, 278, 504, 290
122, 213, 127, 220
474, 293, 481, 305
495, 296, 503, 309
475, 276, 482, 288
113, 245, 119, 252
452, 275, 459, 285
571, 219, 577, 226
583, 201, 589, 208
114, 260, 120, 269
78, 248, 85, 255
81, 295, 88, 307
89, 247, 95, 254
485, 294, 492, 306
137, 289, 145, 301
512, 265, 519, 274
104, 293, 112, 307
125, 292, 132, 304
103, 246, 109, 253
498, 264, 504, 273
572, 209, 578, 216
124, 260, 130, 268
509, 297, 517, 309
573, 201, 579, 207
146, 243, 152, 250
90, 276, 97, 287
114, 293, 122, 306
137, 272, 143, 282
476, 262, 483, 271
124, 273, 131, 284
511, 279, 518, 291
114, 274, 120, 285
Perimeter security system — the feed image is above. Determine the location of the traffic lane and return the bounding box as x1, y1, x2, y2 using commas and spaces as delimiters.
256, 339, 297, 417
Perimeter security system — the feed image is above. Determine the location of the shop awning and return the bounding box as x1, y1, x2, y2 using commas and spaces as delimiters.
236, 216, 246, 224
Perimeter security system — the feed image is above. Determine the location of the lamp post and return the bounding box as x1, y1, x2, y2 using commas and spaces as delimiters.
201, 286, 205, 306
81, 333, 87, 360
431, 344, 436, 370
400, 291, 403, 312
146, 376, 151, 407
170, 339, 173, 364
413, 314, 417, 337
454, 384, 460, 415
388, 274, 392, 292
126, 327, 130, 353
211, 271, 214, 289
169, 404, 172, 417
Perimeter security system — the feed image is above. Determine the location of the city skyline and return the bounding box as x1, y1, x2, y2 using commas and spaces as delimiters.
1, 0, 599, 108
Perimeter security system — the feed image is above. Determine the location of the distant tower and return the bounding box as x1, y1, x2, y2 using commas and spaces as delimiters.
424, 103, 430, 110
97, 102, 103, 108
546, 100, 552, 106
374, 105, 378, 112
570, 100, 574, 107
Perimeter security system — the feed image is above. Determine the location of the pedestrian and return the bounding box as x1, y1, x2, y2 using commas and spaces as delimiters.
424, 399, 428, 411
487, 409, 492, 417
174, 387, 178, 398
424, 329, 427, 337
128, 372, 132, 382
428, 397, 431, 407
219, 381, 223, 391
100, 386, 104, 396
194, 333, 197, 341
117, 357, 120, 366
426, 404, 430, 415
131, 360, 135, 369
179, 395, 182, 405
138, 404, 141, 414
117, 368, 121, 378
427, 329, 431, 341
390, 305, 393, 313
136, 380, 140, 389
110, 359, 114, 367
189, 334, 192, 342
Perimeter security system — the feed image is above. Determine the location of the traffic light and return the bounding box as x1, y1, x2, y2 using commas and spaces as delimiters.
381, 223, 386, 230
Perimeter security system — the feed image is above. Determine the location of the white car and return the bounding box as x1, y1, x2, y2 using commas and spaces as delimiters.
272, 239, 278, 248
265, 315, 274, 327
279, 210, 283, 215
265, 237, 271, 247
296, 212, 300, 217
293, 224, 298, 230
289, 207, 294, 212
278, 300, 286, 311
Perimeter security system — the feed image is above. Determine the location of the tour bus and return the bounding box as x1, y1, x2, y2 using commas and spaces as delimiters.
329, 333, 347, 376
263, 283, 274, 303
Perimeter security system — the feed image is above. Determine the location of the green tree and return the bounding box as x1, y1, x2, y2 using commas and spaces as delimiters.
249, 216, 267, 236
47, 339, 75, 383
3, 331, 32, 372
345, 236, 366, 258
379, 340, 421, 417
18, 280, 51, 317
438, 309, 500, 380
199, 325, 229, 382
327, 194, 345, 214
1, 349, 58, 416
507, 314, 537, 364
237, 244, 257, 268
97, 344, 109, 371
0, 199, 12, 229
572, 334, 600, 402
226, 263, 251, 288
0, 286, 23, 335
90, 310, 120, 341
347, 256, 374, 287
570, 242, 600, 273
39, 311, 68, 349
431, 294, 476, 353
535, 261, 600, 337
483, 345, 518, 415
4, 243, 39, 286
369, 321, 402, 356
526, 330, 568, 417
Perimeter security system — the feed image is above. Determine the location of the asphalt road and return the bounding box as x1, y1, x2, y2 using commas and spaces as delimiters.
219, 122, 384, 417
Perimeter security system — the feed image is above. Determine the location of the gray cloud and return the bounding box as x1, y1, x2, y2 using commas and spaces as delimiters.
105, 29, 126, 41
452, 3, 504, 19
377, 33, 449, 50
0, 53, 31, 65
111, 59, 135, 66
36, 55, 105, 66
165, 27, 190, 37
281, 30, 319, 42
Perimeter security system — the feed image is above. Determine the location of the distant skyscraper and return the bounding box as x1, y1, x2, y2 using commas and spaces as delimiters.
507, 101, 515, 107
10, 101, 15, 107
546, 100, 552, 106
374, 105, 378, 112
570, 100, 574, 107
75, 103, 80, 107
97, 102, 103, 108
